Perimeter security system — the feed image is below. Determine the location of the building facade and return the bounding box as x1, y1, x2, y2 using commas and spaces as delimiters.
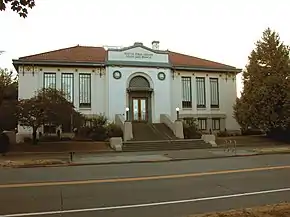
13, 41, 241, 135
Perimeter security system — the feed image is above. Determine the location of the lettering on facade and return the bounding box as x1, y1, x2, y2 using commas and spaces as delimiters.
124, 52, 153, 59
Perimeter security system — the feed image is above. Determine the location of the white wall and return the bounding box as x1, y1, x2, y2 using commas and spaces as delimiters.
106, 66, 172, 123
19, 66, 106, 114
18, 66, 41, 99
171, 71, 240, 131
108, 47, 168, 63
219, 74, 240, 131
18, 66, 106, 134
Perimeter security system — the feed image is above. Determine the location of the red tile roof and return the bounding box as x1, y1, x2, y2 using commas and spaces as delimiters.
17, 45, 238, 70
19, 46, 106, 63
168, 51, 236, 70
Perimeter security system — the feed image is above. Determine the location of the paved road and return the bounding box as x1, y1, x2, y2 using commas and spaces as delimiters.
0, 154, 290, 217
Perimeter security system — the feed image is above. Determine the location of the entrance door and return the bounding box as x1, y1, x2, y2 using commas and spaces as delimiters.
132, 98, 148, 122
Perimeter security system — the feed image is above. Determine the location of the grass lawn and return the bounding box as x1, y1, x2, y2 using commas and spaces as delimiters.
190, 203, 290, 217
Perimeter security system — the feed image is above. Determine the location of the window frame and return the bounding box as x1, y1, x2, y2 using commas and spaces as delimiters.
181, 76, 192, 109
79, 73, 91, 108
212, 118, 220, 130
196, 77, 206, 108
61, 73, 74, 103
43, 73, 56, 89
198, 118, 207, 130
210, 78, 219, 108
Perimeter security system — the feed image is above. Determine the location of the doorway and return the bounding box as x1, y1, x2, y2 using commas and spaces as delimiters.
127, 75, 153, 122
132, 98, 148, 122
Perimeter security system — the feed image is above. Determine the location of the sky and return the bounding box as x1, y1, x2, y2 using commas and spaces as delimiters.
1, 0, 290, 97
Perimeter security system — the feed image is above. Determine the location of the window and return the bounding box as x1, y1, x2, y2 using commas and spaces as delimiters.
210, 78, 219, 108
212, 118, 220, 130
198, 118, 207, 130
79, 73, 91, 108
61, 73, 74, 102
43, 73, 56, 89
196, 77, 206, 108
181, 77, 192, 108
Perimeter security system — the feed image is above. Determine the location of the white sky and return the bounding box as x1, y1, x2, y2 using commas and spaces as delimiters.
1, 0, 290, 96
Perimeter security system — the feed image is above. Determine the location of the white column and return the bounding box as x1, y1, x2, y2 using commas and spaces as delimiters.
74, 71, 79, 110
205, 76, 211, 112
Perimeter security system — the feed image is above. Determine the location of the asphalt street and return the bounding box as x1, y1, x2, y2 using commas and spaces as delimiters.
0, 154, 290, 217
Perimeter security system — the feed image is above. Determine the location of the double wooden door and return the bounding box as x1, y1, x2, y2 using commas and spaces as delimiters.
132, 98, 148, 122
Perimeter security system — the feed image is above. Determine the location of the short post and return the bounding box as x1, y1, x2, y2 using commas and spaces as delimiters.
125, 107, 130, 121
176, 107, 180, 121
234, 140, 237, 155
70, 152, 74, 163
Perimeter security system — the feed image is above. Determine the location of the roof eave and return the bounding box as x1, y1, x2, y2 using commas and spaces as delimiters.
173, 65, 242, 73
13, 59, 106, 68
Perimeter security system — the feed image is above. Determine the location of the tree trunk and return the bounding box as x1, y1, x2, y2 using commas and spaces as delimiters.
32, 126, 37, 145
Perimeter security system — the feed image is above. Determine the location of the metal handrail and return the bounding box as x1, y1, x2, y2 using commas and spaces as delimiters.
224, 139, 237, 155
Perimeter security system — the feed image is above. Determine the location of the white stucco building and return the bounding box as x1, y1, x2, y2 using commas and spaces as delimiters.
13, 41, 241, 136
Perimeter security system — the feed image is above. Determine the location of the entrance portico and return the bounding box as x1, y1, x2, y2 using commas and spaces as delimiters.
127, 75, 153, 122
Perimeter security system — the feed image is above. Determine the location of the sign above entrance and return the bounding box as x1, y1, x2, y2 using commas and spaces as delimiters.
124, 52, 153, 60
108, 47, 169, 63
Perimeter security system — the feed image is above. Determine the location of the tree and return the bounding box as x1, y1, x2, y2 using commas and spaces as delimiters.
234, 28, 290, 136
17, 88, 76, 143
0, 0, 35, 18
0, 68, 16, 107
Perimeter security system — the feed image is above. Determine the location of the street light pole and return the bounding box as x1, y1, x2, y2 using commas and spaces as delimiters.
125, 107, 130, 121
176, 107, 180, 121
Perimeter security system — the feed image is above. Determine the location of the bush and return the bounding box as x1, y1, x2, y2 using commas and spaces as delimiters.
241, 128, 264, 136
89, 126, 107, 141
39, 135, 60, 142
85, 115, 108, 128
266, 127, 290, 142
106, 123, 123, 138
78, 126, 92, 137
77, 115, 123, 141
217, 130, 231, 137
183, 118, 202, 139
23, 137, 33, 143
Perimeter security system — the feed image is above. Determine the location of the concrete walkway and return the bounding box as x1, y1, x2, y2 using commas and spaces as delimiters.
72, 148, 259, 165
1, 146, 290, 167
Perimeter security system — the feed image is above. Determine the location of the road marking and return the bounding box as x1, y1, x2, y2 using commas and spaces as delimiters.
1, 165, 290, 189
2, 187, 290, 216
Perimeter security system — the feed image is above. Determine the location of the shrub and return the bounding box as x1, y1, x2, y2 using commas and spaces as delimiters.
183, 118, 202, 139
89, 126, 107, 141
216, 130, 230, 137
85, 115, 108, 128
39, 135, 60, 142
106, 123, 123, 138
241, 128, 264, 136
23, 137, 33, 143
78, 115, 123, 141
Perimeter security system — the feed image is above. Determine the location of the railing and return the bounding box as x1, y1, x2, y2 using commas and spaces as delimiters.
160, 114, 175, 132
223, 139, 237, 155
160, 114, 184, 139
115, 114, 133, 141
115, 114, 125, 132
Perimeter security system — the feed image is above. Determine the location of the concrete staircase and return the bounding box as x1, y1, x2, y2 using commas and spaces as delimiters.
123, 122, 210, 152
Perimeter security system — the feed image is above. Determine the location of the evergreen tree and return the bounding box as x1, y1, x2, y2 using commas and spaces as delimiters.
234, 28, 290, 134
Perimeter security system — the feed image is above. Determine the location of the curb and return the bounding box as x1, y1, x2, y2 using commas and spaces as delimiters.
3, 151, 290, 169
5, 150, 114, 156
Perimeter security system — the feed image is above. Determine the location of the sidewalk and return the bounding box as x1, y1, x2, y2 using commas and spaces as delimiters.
1, 146, 290, 168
